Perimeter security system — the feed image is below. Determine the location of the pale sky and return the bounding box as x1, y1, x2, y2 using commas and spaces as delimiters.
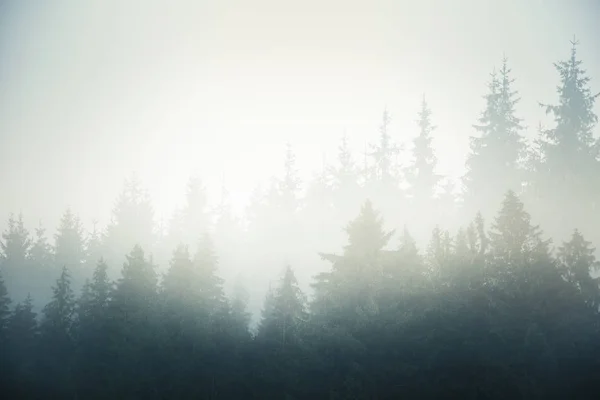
0, 0, 598, 232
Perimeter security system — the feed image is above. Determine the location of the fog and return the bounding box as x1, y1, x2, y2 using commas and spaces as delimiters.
1, 1, 600, 397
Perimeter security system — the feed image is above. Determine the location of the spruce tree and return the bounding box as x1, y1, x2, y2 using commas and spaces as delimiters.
0, 213, 32, 304
463, 58, 526, 220
488, 190, 551, 271
557, 229, 600, 308
258, 265, 307, 348
407, 96, 440, 205
54, 208, 86, 291
0, 271, 10, 334
369, 108, 400, 185
314, 200, 393, 327
193, 233, 226, 315
104, 175, 155, 276
38, 266, 76, 396
279, 142, 302, 215
6, 294, 38, 394
535, 39, 600, 240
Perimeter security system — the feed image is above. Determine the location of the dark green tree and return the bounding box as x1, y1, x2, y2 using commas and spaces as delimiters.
108, 245, 158, 397
5, 294, 38, 397
0, 271, 10, 334
38, 266, 76, 396
258, 265, 307, 347
557, 229, 600, 308
0, 213, 32, 304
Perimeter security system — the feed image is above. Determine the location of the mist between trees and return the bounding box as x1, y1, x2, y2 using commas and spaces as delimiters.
1, 40, 600, 398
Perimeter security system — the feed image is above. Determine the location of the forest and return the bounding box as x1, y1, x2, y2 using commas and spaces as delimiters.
1, 40, 600, 399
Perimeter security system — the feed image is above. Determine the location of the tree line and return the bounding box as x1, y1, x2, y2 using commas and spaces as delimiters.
0, 39, 599, 398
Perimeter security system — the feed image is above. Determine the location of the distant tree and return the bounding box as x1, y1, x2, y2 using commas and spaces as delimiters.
258, 265, 307, 348
369, 108, 401, 185
108, 245, 158, 397
0, 213, 32, 304
557, 229, 600, 308
0, 271, 10, 334
533, 39, 600, 240
488, 190, 551, 272
193, 233, 226, 316
104, 175, 155, 277
313, 200, 393, 328
328, 133, 362, 220
84, 221, 104, 274
38, 266, 76, 396
278, 142, 302, 215
5, 294, 38, 397
54, 209, 86, 291
463, 58, 526, 220
406, 96, 440, 205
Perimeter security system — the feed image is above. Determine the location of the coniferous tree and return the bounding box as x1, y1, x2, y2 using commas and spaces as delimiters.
534, 39, 600, 242
38, 266, 76, 396
557, 229, 600, 308
258, 265, 307, 347
488, 190, 551, 272
0, 213, 32, 305
0, 271, 10, 334
6, 294, 38, 396
193, 233, 226, 316
28, 222, 54, 309
108, 245, 158, 397
54, 208, 86, 292
313, 200, 393, 327
329, 133, 362, 221
104, 176, 155, 277
463, 58, 526, 220
407, 97, 440, 206
370, 108, 400, 185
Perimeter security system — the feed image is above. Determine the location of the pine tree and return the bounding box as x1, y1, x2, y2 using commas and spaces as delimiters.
162, 244, 196, 307
407, 96, 440, 205
539, 39, 599, 180
193, 233, 226, 315
0, 213, 32, 304
41, 266, 76, 337
84, 221, 104, 274
76, 258, 114, 398
329, 133, 362, 220
6, 294, 38, 394
463, 58, 526, 220
108, 245, 158, 396
557, 229, 600, 308
181, 175, 211, 243
279, 142, 302, 215
28, 222, 54, 310
0, 271, 10, 334
370, 108, 401, 185
313, 200, 393, 325
104, 175, 155, 276
488, 191, 552, 275
38, 266, 77, 396
78, 258, 112, 325
535, 39, 600, 238
54, 208, 86, 291
29, 221, 53, 270
258, 265, 307, 348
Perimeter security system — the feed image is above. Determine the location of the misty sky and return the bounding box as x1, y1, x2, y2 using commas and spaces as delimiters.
0, 0, 598, 232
